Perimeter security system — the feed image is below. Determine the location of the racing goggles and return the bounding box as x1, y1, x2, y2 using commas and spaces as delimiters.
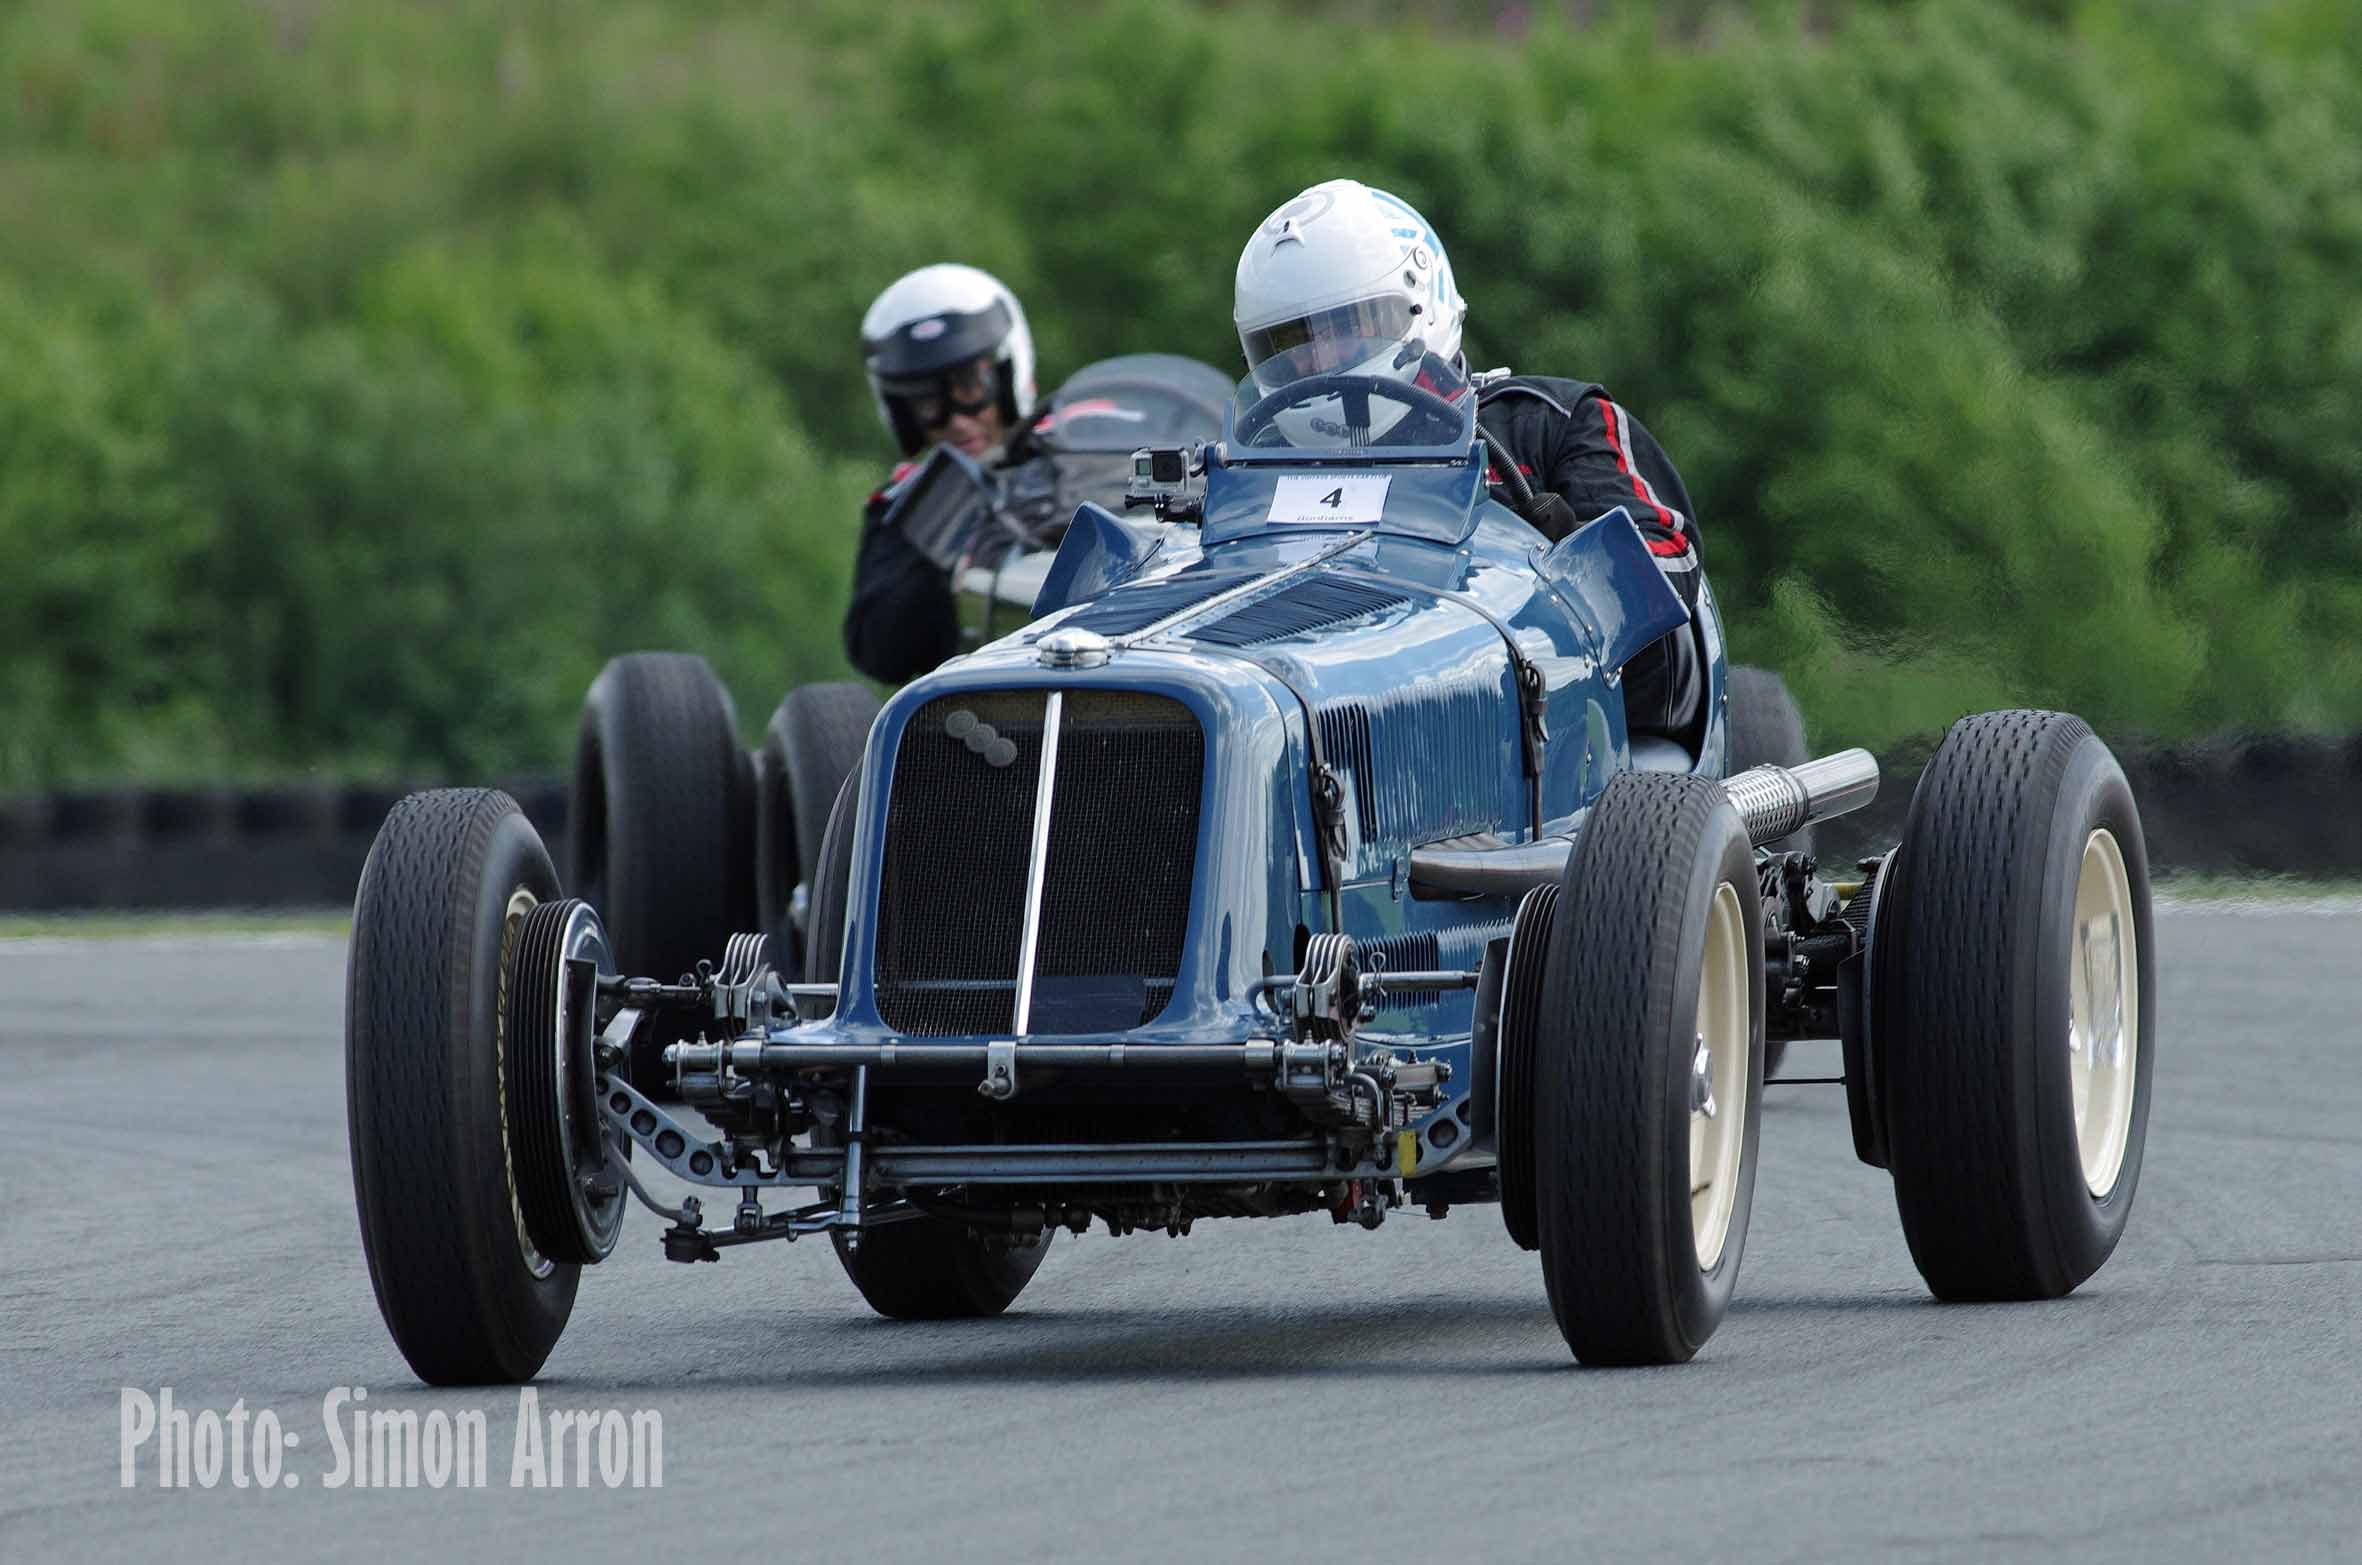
881, 357, 1004, 431
1240, 296, 1419, 388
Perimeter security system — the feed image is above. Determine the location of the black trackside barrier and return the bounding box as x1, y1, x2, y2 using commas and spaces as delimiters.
1809, 731, 2362, 881
0, 733, 2354, 912
0, 778, 572, 913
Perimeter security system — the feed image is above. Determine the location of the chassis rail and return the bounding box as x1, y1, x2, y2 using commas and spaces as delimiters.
670, 1038, 1298, 1075
601, 1072, 1405, 1192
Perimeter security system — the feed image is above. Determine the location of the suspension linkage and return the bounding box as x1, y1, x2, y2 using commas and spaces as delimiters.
596, 973, 709, 1010
658, 1197, 928, 1263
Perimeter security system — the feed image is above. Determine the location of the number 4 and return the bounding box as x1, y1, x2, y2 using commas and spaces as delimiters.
1320, 487, 1344, 508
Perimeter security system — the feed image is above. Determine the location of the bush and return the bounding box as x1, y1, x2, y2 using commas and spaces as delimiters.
0, 235, 866, 789
0, 281, 215, 787
2, 0, 2357, 784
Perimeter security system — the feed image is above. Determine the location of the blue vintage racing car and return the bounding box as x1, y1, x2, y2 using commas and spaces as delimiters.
346, 351, 2157, 1382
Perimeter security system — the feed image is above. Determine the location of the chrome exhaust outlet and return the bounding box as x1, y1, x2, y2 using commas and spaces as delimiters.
1407, 748, 1883, 900
1722, 748, 1881, 847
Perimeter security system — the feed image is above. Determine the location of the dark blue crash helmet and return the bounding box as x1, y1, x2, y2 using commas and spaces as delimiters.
860, 263, 1038, 457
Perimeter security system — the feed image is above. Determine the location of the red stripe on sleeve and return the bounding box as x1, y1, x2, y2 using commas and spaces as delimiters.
1596, 399, 1676, 530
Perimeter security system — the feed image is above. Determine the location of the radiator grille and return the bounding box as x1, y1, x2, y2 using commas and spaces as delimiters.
874, 692, 1046, 1036
873, 690, 1202, 1037
1033, 692, 1202, 1033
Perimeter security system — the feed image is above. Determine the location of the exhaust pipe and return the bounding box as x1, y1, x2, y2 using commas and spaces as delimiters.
1722, 749, 1880, 847
1408, 748, 1882, 899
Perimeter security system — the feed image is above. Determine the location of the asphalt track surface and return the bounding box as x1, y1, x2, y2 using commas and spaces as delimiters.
3, 904, 2357, 1563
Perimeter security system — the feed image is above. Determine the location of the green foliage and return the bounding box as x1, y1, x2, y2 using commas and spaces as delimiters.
1, 0, 2356, 786
0, 229, 864, 785
0, 280, 210, 785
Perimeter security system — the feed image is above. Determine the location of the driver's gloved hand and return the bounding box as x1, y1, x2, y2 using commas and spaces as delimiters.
1515, 490, 1580, 542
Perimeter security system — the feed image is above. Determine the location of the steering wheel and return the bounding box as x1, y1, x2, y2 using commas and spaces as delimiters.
1231, 372, 1471, 450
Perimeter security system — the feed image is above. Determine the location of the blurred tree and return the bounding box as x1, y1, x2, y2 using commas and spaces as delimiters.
1, 0, 2355, 784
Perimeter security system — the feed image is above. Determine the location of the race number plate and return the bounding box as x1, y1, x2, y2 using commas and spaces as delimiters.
1267, 475, 1391, 524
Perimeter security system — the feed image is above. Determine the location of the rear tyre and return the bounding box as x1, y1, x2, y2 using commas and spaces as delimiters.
1876, 711, 2155, 1301
754, 682, 879, 970
568, 653, 752, 1082
1532, 772, 1765, 1365
802, 771, 860, 1017
1725, 666, 1813, 852
1727, 665, 1810, 1080
802, 772, 1053, 1319
346, 789, 578, 1385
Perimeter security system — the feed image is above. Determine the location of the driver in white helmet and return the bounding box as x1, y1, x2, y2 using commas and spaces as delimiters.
1235, 178, 1706, 747
845, 263, 1047, 684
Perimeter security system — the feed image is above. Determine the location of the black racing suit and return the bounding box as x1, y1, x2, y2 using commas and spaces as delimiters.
842, 420, 1051, 686
1474, 374, 1706, 746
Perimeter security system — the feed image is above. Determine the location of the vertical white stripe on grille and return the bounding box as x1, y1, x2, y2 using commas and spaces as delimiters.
1011, 690, 1064, 1036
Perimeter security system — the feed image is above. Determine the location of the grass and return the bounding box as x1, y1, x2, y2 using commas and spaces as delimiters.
2151, 874, 2362, 908
0, 909, 350, 940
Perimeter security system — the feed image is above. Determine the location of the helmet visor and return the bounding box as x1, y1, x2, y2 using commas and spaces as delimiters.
1239, 296, 1420, 389
865, 298, 1016, 380
879, 357, 1004, 433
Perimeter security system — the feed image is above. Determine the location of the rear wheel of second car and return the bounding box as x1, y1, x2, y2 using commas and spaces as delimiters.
568, 652, 756, 976
1726, 664, 1811, 1082
754, 681, 879, 973
1725, 666, 1813, 847
568, 653, 754, 1082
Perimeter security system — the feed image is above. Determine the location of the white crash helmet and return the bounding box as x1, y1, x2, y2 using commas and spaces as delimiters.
1233, 179, 1467, 442
861, 263, 1039, 456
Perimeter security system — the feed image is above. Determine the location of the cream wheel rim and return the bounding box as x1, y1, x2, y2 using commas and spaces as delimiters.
1689, 881, 1750, 1270
498, 886, 556, 1279
2069, 828, 2139, 1197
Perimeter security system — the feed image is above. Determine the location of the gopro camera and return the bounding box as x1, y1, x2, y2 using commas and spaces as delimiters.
1124, 445, 1200, 519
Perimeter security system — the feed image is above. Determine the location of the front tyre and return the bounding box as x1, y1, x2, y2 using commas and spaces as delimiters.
1533, 772, 1765, 1365
346, 789, 578, 1385
1876, 711, 2156, 1301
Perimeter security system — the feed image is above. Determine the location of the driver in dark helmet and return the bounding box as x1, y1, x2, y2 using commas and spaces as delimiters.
1234, 179, 1707, 748
845, 263, 1049, 685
